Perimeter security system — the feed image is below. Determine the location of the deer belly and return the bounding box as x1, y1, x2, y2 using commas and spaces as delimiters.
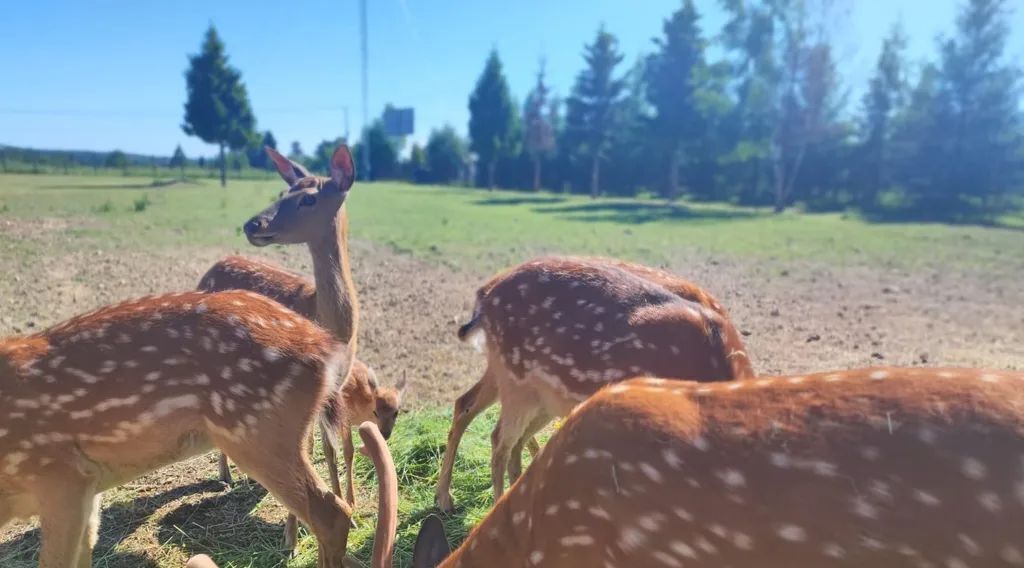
80, 426, 213, 490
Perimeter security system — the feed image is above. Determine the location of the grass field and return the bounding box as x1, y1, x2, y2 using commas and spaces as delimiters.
1, 173, 1023, 567
1, 174, 1022, 271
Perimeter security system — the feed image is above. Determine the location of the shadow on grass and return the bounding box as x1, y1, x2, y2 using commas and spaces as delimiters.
473, 195, 567, 207
0, 480, 221, 568
859, 207, 1024, 232
156, 480, 289, 566
535, 200, 761, 224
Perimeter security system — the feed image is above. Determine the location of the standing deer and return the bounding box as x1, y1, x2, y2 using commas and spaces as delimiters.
436, 256, 753, 511
414, 366, 1024, 567
0, 290, 397, 568
199, 144, 400, 515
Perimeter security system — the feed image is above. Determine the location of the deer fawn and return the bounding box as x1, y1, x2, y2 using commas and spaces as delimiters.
282, 359, 405, 550
199, 145, 399, 514
436, 256, 753, 511
0, 290, 389, 568
415, 366, 1024, 567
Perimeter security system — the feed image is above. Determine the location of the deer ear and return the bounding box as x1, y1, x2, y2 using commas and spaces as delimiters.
329, 144, 356, 192
395, 370, 408, 398
412, 515, 451, 568
266, 146, 310, 185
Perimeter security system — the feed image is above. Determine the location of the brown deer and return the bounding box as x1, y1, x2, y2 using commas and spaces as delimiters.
0, 290, 397, 568
282, 359, 405, 550
415, 366, 1024, 567
436, 256, 753, 511
199, 144, 399, 512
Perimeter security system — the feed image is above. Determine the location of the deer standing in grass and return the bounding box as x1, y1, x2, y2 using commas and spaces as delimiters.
414, 366, 1024, 567
0, 290, 398, 568
436, 256, 753, 511
199, 145, 404, 519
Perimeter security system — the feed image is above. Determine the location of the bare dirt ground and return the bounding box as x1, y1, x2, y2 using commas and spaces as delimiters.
2, 215, 1023, 566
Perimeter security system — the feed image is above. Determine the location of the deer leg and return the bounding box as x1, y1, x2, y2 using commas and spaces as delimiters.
507, 413, 551, 483
321, 421, 342, 498
526, 436, 541, 457
491, 404, 542, 502
217, 452, 233, 485
37, 476, 98, 568
76, 493, 103, 568
435, 375, 499, 512
342, 425, 355, 507
220, 439, 352, 568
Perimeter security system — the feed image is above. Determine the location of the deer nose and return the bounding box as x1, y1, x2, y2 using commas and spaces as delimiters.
244, 216, 268, 235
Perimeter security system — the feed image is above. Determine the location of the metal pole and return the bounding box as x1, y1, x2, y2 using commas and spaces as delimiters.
359, 0, 371, 180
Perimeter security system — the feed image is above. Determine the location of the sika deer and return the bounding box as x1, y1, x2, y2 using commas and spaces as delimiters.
200, 145, 393, 512
416, 367, 1024, 567
188, 422, 398, 568
282, 360, 405, 550
436, 256, 753, 511
0, 290, 383, 568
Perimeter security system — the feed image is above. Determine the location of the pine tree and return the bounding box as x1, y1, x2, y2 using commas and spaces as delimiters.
169, 144, 187, 179
524, 61, 556, 191
860, 24, 908, 207
925, 0, 1023, 213
468, 50, 517, 189
645, 0, 710, 199
181, 26, 256, 187
566, 25, 626, 197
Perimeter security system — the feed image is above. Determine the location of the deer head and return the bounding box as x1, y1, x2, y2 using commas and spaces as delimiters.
243, 144, 356, 246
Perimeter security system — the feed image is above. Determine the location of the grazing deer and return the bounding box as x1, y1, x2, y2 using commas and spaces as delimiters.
199, 144, 395, 512
436, 256, 753, 511
282, 359, 406, 550
188, 422, 398, 568
0, 290, 395, 568
415, 366, 1024, 567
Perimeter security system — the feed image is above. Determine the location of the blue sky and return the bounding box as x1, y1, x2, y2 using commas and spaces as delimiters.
2, 0, 1022, 158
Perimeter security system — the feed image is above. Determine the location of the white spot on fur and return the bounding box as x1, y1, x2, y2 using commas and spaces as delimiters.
777, 524, 806, 542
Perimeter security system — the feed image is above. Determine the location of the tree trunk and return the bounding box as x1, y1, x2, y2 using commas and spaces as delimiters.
487, 160, 496, 191
532, 156, 542, 191
589, 155, 600, 199
180, 164, 186, 181
668, 146, 682, 201
219, 142, 227, 188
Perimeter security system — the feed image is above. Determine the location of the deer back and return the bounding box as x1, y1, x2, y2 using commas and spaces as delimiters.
427, 367, 1024, 567
474, 257, 748, 403
0, 290, 345, 501
199, 255, 317, 319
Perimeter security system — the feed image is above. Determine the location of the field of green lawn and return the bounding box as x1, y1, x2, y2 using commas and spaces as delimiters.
1, 173, 1023, 566
1, 173, 1022, 272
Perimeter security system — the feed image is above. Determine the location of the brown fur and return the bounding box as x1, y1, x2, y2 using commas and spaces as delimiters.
437, 256, 753, 511
0, 291, 368, 567
418, 367, 1024, 567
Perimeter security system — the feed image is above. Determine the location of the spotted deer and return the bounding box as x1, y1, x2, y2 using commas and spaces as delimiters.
415, 367, 1024, 567
436, 256, 753, 511
188, 422, 398, 568
0, 290, 391, 568
282, 359, 405, 550
199, 144, 397, 513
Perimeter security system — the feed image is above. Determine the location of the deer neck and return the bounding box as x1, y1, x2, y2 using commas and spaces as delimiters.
307, 207, 359, 352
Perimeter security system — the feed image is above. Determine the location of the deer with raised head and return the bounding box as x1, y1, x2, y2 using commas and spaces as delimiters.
415, 366, 1024, 567
199, 144, 402, 513
436, 256, 753, 511
0, 290, 398, 568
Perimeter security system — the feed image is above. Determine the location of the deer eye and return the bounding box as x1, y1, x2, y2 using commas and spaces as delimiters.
299, 194, 317, 207
372, 410, 378, 418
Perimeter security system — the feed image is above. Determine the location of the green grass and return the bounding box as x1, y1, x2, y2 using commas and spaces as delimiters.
2, 173, 1022, 272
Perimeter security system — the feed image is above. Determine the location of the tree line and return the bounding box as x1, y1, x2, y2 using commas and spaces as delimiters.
6, 0, 1021, 221
439, 0, 1023, 219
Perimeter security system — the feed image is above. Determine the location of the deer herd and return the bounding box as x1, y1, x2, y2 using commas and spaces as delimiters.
1, 144, 1021, 568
